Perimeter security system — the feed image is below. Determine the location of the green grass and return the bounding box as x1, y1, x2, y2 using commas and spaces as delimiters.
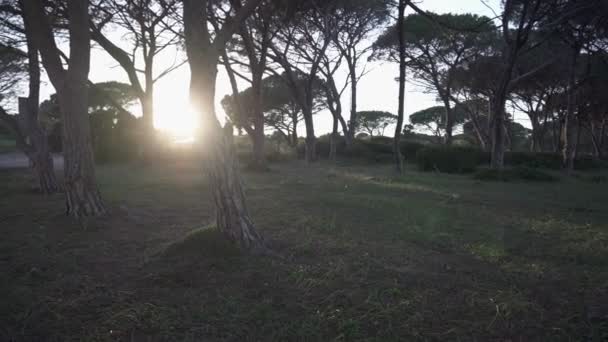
1, 159, 607, 341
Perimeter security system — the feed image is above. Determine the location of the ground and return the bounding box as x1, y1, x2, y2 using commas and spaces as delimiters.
1, 156, 607, 341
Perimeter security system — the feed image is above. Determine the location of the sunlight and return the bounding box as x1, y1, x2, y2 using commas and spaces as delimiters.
154, 98, 199, 142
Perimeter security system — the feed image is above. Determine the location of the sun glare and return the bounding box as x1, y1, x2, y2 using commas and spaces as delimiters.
154, 99, 199, 143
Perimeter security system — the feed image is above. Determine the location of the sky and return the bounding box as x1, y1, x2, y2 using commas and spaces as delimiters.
36, 0, 504, 139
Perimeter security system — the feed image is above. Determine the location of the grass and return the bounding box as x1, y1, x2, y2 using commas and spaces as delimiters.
1, 158, 607, 341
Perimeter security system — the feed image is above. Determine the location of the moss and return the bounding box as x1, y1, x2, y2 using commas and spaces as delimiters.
163, 225, 242, 260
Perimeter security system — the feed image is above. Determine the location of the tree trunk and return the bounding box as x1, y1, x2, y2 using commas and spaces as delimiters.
192, 63, 267, 252
18, 21, 59, 194
251, 127, 265, 169
251, 74, 266, 170
394, 0, 406, 173
57, 80, 106, 217
209, 124, 267, 252
573, 116, 581, 161
590, 122, 602, 160
329, 115, 338, 161
140, 90, 156, 161
562, 47, 580, 173
529, 115, 543, 152
443, 101, 453, 145
18, 98, 59, 194
302, 107, 316, 163
490, 95, 507, 169
182, 0, 266, 252
347, 61, 357, 146
23, 0, 106, 217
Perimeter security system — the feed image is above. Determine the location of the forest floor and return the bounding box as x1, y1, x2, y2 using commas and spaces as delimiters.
1, 158, 608, 341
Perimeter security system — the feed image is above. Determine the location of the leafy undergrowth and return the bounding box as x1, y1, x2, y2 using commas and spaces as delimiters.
1, 159, 607, 341
473, 166, 558, 182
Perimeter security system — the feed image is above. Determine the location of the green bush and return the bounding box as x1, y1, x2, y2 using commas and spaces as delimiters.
503, 152, 606, 170
416, 146, 481, 173
400, 142, 427, 160
504, 152, 562, 169
473, 166, 558, 182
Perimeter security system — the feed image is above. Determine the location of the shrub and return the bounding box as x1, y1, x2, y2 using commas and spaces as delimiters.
504, 152, 562, 169
511, 166, 558, 182
473, 169, 510, 182
503, 152, 607, 170
473, 166, 558, 182
400, 142, 427, 160
415, 146, 481, 173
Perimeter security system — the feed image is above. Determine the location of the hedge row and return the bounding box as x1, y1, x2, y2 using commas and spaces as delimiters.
296, 137, 607, 172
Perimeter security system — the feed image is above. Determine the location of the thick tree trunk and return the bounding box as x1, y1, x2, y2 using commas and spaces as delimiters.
182, 0, 266, 251
209, 124, 267, 252
192, 62, 267, 252
57, 80, 106, 217
394, 0, 406, 173
529, 116, 543, 152
23, 0, 106, 217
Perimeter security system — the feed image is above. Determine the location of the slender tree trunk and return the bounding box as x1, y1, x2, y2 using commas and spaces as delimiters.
140, 90, 156, 160
251, 73, 266, 170
573, 116, 581, 161
19, 22, 59, 194
490, 95, 507, 169
329, 115, 338, 161
18, 98, 59, 194
394, 0, 407, 173
562, 47, 580, 173
589, 122, 602, 159
302, 106, 316, 163
443, 100, 453, 145
347, 61, 357, 146
463, 107, 488, 150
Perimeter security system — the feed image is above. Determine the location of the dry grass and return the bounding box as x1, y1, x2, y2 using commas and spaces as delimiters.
1, 158, 607, 341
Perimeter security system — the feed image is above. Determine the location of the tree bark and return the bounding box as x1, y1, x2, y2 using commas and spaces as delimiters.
183, 0, 266, 252
490, 95, 507, 169
562, 46, 580, 173
394, 0, 407, 174
18, 14, 59, 194
329, 115, 339, 161
23, 0, 106, 217
18, 98, 59, 194
250, 73, 266, 170
140, 89, 156, 161
443, 99, 453, 145
347, 60, 357, 146
302, 107, 316, 163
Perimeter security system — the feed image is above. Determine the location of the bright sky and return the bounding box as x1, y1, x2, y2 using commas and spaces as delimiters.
36, 0, 502, 139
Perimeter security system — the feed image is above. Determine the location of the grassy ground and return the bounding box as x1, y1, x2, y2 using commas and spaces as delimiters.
1, 158, 607, 341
